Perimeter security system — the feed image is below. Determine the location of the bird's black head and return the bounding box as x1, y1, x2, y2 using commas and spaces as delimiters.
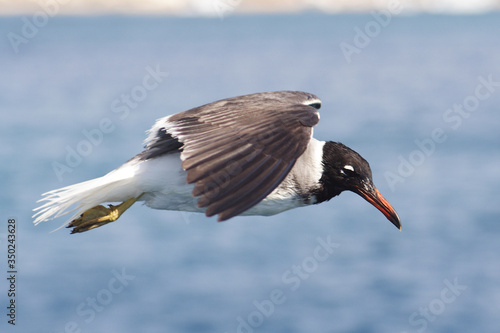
315, 141, 401, 230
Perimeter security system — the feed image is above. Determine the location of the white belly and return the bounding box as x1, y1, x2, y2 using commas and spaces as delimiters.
132, 153, 311, 217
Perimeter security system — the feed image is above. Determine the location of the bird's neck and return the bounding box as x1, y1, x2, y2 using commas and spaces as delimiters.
312, 179, 343, 204
312, 141, 344, 204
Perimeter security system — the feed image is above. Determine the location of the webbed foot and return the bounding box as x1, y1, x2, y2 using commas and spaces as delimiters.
68, 195, 143, 233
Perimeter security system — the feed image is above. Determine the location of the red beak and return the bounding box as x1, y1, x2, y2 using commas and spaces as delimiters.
354, 185, 401, 230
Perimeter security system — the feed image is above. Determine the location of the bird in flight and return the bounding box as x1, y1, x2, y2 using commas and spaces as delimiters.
33, 91, 401, 233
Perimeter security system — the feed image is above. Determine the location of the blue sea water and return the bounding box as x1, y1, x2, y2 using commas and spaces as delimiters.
1, 13, 499, 333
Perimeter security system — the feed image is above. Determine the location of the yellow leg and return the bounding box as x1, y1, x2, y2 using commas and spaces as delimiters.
68, 194, 144, 234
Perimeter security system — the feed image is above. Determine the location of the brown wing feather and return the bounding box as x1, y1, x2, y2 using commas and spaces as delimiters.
159, 91, 321, 221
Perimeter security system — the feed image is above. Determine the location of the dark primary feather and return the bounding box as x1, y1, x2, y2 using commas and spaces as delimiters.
141, 91, 321, 221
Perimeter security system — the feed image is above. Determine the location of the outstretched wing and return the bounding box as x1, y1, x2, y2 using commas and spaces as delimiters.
144, 91, 321, 221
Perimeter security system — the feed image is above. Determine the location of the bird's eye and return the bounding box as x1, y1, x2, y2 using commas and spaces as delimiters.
340, 165, 356, 177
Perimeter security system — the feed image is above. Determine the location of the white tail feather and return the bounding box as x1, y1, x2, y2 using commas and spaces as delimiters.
33, 162, 142, 229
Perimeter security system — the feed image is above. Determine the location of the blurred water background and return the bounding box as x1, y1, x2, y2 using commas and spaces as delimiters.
1, 13, 499, 333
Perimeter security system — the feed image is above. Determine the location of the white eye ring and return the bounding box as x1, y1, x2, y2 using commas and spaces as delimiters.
343, 165, 354, 172
341, 165, 355, 176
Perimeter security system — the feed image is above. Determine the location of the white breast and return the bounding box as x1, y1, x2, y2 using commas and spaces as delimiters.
244, 138, 325, 216
132, 138, 325, 217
